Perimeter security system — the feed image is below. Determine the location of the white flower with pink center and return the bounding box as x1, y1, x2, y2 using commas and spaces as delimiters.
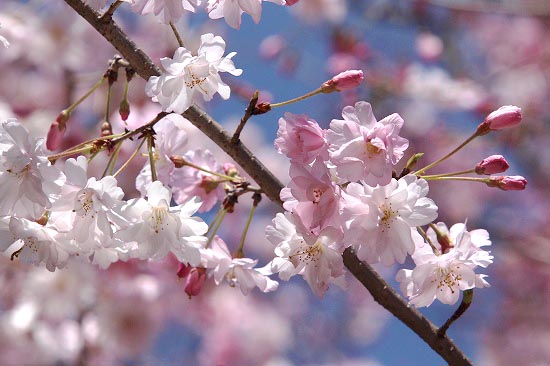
326, 101, 409, 185
266, 212, 345, 297
201, 236, 278, 295
146, 33, 242, 114
396, 223, 493, 307
341, 175, 438, 266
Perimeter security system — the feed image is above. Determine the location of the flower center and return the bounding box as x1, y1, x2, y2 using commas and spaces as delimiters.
311, 187, 326, 204
435, 266, 462, 293
150, 207, 168, 234
290, 240, 322, 266
74, 189, 95, 218
379, 202, 398, 232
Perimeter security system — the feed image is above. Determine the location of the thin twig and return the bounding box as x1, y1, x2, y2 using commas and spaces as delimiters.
231, 90, 259, 144
102, 0, 124, 20
169, 22, 184, 47
62, 2, 473, 364
438, 289, 474, 338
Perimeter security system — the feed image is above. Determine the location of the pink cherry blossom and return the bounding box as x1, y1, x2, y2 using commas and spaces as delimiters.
281, 159, 341, 231
206, 0, 286, 29
274, 112, 328, 165
131, 0, 202, 24
326, 101, 409, 185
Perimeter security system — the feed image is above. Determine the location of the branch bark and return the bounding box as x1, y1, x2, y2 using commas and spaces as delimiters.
61, 1, 473, 364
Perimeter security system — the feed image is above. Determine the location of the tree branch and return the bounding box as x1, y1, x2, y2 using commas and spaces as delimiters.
61, 1, 473, 364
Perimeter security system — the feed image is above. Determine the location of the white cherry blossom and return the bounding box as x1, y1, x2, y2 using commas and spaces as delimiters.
116, 180, 207, 264
131, 0, 202, 24
341, 175, 438, 266
0, 119, 64, 219
207, 0, 286, 29
201, 236, 278, 295
396, 223, 493, 307
266, 212, 345, 297
0, 216, 70, 272
146, 33, 242, 114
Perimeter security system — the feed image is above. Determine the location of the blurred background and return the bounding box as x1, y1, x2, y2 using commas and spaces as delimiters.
0, 0, 548, 365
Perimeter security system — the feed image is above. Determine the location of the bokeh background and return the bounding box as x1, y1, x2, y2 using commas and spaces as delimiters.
0, 0, 548, 365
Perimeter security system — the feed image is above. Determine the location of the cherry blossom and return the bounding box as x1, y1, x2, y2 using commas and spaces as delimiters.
0, 216, 70, 272
0, 119, 63, 219
146, 33, 242, 114
131, 0, 202, 23
266, 212, 345, 297
396, 223, 493, 307
201, 236, 278, 295
326, 101, 409, 185
116, 181, 207, 265
206, 0, 286, 29
274, 112, 328, 165
341, 175, 438, 266
170, 149, 226, 212
281, 159, 341, 231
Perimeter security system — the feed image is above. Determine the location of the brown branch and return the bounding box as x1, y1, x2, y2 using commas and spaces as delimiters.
61, 1, 473, 364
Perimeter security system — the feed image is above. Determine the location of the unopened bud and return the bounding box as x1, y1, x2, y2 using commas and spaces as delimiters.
486, 175, 527, 191
476, 105, 522, 135
475, 155, 510, 175
100, 121, 113, 137
199, 176, 220, 194
321, 70, 364, 93
119, 98, 130, 121
170, 155, 187, 168
254, 102, 272, 115
285, 0, 300, 5
184, 267, 207, 298
46, 120, 66, 151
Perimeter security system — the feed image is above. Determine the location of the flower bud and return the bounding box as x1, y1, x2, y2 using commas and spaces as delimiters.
486, 175, 527, 191
170, 155, 187, 168
475, 155, 510, 175
223, 162, 239, 177
285, 0, 300, 5
321, 70, 364, 93
46, 120, 66, 151
119, 98, 130, 122
184, 267, 207, 298
476, 105, 522, 135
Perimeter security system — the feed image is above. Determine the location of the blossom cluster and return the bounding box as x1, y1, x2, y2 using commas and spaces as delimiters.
265, 101, 494, 306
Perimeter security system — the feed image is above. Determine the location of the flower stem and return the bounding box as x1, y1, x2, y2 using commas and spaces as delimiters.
206, 209, 227, 248
438, 289, 474, 337
114, 137, 147, 178
169, 22, 184, 47
422, 176, 489, 184
65, 77, 106, 115
413, 132, 478, 175
147, 133, 157, 182
234, 200, 258, 258
420, 169, 476, 179
269, 88, 323, 108
417, 226, 440, 255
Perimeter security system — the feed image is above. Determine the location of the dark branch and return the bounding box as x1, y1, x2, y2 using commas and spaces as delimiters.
61, 1, 473, 364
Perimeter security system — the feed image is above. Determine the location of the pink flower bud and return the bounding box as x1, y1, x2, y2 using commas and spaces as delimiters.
487, 176, 527, 191
477, 105, 522, 135
46, 120, 66, 151
176, 262, 191, 278
184, 268, 207, 298
321, 70, 364, 93
119, 98, 130, 121
475, 155, 510, 175
285, 0, 300, 5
